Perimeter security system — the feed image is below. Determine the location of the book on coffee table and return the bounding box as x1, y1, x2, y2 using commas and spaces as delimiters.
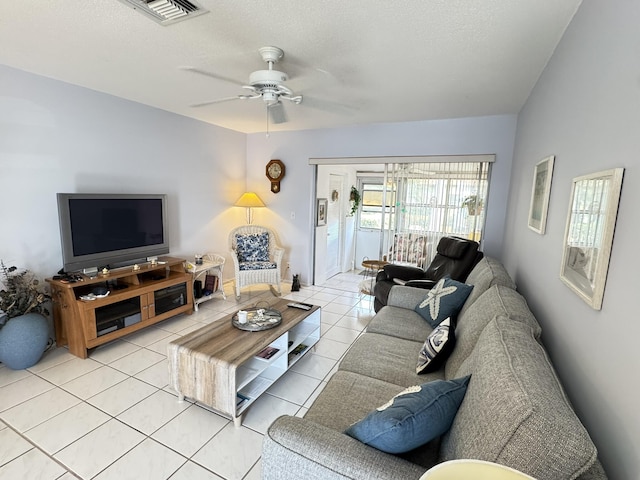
256, 346, 279, 360
288, 343, 308, 362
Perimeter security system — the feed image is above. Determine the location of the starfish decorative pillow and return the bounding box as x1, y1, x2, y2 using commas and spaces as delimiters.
414, 277, 473, 328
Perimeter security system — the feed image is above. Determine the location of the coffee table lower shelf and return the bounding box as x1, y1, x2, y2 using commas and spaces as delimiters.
167, 301, 321, 426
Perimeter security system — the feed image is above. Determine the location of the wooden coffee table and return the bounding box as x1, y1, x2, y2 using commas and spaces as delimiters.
167, 299, 321, 426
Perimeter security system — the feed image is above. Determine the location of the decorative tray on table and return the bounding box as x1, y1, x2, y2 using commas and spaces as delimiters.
232, 307, 282, 331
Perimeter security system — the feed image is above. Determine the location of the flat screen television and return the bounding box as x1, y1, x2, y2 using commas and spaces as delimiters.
57, 193, 170, 273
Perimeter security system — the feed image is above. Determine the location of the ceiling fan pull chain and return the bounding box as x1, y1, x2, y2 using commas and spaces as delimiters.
266, 106, 270, 138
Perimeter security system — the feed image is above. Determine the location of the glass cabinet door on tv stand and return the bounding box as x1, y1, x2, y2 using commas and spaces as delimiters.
188, 253, 226, 311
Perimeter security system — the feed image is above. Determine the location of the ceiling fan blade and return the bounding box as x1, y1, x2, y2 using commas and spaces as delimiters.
302, 95, 358, 115
269, 102, 288, 124
180, 66, 244, 87
190, 96, 241, 108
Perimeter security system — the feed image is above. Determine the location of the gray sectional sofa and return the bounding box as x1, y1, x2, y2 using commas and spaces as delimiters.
262, 257, 607, 480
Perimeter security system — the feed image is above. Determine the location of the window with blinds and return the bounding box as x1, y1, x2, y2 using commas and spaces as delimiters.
358, 160, 490, 266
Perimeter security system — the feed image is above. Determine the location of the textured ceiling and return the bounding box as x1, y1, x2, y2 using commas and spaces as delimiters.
0, 0, 582, 133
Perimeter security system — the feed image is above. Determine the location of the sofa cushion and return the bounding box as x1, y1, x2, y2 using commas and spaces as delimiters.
414, 278, 473, 328
235, 232, 269, 262
445, 285, 542, 380
366, 305, 432, 341
441, 316, 598, 480
388, 285, 436, 310
304, 370, 441, 469
339, 333, 444, 387
417, 317, 455, 374
345, 376, 470, 454
457, 256, 516, 318
305, 371, 406, 432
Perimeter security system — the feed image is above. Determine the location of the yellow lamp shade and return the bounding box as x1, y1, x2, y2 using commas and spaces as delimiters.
234, 192, 266, 208
234, 192, 265, 224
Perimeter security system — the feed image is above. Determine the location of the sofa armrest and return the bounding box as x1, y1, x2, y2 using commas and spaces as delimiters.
404, 279, 437, 289
387, 285, 430, 310
263, 416, 426, 480
380, 264, 426, 282
272, 245, 285, 265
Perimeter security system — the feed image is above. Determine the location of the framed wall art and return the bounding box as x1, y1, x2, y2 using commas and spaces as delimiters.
528, 155, 555, 234
316, 198, 328, 226
559, 168, 624, 310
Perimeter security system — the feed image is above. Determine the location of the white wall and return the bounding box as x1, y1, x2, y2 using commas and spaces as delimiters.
246, 115, 517, 285
502, 2, 640, 478
0, 65, 246, 284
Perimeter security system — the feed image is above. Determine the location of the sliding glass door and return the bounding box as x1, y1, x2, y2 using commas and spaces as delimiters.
357, 160, 490, 267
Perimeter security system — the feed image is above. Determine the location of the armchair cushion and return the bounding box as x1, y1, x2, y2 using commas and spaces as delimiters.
236, 232, 270, 262
436, 237, 471, 259
344, 376, 470, 454
239, 261, 277, 271
415, 278, 473, 328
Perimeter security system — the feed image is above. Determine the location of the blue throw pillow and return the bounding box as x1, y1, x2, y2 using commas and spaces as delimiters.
235, 232, 270, 262
345, 376, 471, 454
416, 317, 455, 374
414, 277, 473, 328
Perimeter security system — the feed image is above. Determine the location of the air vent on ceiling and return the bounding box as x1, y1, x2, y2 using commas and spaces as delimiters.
117, 0, 208, 26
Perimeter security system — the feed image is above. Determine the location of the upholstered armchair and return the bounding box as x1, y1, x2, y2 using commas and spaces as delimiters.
373, 236, 482, 312
229, 225, 284, 299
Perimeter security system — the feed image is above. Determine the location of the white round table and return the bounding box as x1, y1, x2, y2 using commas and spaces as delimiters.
421, 460, 537, 480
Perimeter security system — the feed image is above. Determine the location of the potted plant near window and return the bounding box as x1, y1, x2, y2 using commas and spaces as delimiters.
461, 195, 484, 216
0, 261, 51, 369
349, 186, 361, 216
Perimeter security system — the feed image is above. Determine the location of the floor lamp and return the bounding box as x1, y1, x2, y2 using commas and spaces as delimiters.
234, 192, 265, 224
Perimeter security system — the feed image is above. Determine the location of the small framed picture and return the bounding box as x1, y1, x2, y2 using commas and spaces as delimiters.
528, 155, 555, 234
316, 198, 328, 226
560, 168, 624, 310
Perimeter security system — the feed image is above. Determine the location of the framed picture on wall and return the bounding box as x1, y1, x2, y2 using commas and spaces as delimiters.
528, 155, 555, 234
316, 198, 328, 226
559, 168, 624, 310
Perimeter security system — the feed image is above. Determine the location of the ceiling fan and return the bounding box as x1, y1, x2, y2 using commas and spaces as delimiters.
185, 46, 302, 125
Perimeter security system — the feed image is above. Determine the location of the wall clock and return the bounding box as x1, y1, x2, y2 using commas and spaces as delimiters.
266, 159, 285, 193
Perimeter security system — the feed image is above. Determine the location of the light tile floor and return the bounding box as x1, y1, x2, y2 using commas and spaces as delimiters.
0, 270, 373, 480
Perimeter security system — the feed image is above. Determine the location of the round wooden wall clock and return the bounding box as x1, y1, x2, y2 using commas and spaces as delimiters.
266, 159, 285, 193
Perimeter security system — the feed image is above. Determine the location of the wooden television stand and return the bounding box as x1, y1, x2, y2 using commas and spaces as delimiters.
47, 257, 193, 359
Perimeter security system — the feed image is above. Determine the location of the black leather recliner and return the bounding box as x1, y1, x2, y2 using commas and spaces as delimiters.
373, 236, 483, 312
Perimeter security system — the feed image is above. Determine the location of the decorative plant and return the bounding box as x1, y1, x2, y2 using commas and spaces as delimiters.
349, 186, 361, 216
461, 195, 484, 216
0, 261, 50, 328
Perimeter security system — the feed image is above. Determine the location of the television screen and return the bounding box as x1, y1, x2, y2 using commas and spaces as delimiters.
57, 193, 170, 273
68, 198, 164, 256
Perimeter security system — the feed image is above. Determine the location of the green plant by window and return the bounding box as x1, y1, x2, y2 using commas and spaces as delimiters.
349, 186, 361, 216
461, 195, 484, 216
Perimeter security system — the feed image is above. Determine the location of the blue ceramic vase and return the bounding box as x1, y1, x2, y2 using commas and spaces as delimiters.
0, 313, 49, 369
